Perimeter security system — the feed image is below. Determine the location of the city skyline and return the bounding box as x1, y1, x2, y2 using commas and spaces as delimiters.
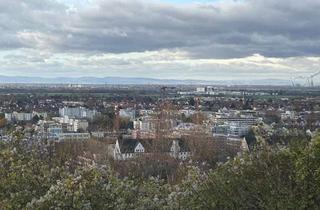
0, 0, 320, 83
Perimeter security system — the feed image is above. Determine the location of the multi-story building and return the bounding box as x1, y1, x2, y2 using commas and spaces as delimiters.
133, 117, 157, 131
48, 124, 63, 134
212, 123, 249, 137
58, 133, 90, 141
52, 116, 89, 132
59, 106, 99, 120
5, 112, 34, 122
73, 119, 89, 132
119, 108, 136, 120
215, 115, 257, 126
212, 109, 259, 137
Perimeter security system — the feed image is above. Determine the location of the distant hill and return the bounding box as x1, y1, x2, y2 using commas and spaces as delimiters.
0, 75, 291, 86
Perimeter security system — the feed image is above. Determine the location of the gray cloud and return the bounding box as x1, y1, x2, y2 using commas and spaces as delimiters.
0, 0, 320, 58
1, 0, 320, 83
0, 0, 66, 50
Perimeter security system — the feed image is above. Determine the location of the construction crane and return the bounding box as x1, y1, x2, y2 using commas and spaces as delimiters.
291, 75, 307, 87
308, 71, 320, 87
290, 73, 320, 88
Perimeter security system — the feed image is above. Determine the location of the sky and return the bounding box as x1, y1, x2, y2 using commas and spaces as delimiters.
0, 0, 320, 83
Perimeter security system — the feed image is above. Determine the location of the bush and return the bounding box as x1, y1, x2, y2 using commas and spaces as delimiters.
1, 133, 320, 209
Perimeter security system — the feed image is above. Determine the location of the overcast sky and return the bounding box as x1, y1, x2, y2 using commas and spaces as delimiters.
0, 0, 320, 83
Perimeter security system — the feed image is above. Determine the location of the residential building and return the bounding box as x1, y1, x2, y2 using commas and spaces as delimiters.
113, 138, 191, 161
58, 133, 90, 141
59, 106, 99, 120
119, 108, 136, 120
5, 112, 33, 122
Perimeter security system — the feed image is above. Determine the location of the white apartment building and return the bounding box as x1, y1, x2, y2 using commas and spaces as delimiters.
212, 123, 249, 137
5, 112, 47, 122
133, 117, 157, 131
58, 133, 90, 141
5, 112, 33, 122
73, 119, 89, 132
196, 87, 205, 92
91, 132, 105, 138
119, 108, 136, 120
59, 106, 99, 120
52, 116, 89, 132
48, 124, 63, 134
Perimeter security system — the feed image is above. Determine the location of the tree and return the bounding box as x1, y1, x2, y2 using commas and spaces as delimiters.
1, 129, 320, 209
244, 128, 257, 149
264, 110, 281, 124
0, 117, 6, 128
32, 115, 40, 124
184, 135, 320, 209
120, 118, 133, 130
188, 97, 195, 106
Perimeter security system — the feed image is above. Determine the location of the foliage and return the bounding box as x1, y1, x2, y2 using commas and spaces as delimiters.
264, 110, 281, 125
0, 117, 6, 128
0, 133, 320, 209
0, 136, 67, 209
188, 136, 320, 209
88, 111, 115, 131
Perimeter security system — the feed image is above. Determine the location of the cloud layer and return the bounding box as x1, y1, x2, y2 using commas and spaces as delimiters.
0, 0, 320, 82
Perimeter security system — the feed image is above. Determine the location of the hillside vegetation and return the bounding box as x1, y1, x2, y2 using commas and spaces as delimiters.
1, 133, 320, 209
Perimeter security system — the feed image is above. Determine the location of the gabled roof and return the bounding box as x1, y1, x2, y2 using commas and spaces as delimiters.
117, 138, 154, 153
118, 139, 139, 153
117, 138, 191, 154
176, 139, 191, 152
